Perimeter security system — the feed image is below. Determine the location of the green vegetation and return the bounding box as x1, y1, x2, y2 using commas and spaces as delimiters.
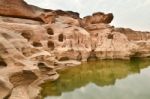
41, 58, 150, 98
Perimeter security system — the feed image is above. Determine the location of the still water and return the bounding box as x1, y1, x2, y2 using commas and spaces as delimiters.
41, 59, 150, 99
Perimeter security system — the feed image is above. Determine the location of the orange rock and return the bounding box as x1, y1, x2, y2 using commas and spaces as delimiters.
0, 0, 150, 99
81, 12, 113, 26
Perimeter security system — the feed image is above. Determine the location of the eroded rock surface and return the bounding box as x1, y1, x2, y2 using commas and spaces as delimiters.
81, 12, 113, 26
0, 0, 150, 99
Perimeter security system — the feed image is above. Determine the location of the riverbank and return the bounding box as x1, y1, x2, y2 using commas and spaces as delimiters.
0, 0, 150, 99
41, 59, 150, 99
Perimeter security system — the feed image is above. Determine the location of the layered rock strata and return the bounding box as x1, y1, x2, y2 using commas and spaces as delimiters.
0, 0, 150, 99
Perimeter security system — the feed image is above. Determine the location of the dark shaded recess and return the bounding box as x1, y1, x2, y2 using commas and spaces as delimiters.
58, 34, 64, 42
105, 13, 114, 23
59, 57, 69, 61
87, 50, 98, 61
32, 42, 42, 47
54, 62, 58, 66
21, 31, 32, 41
38, 62, 46, 68
107, 34, 114, 39
0, 60, 7, 67
3, 94, 11, 99
0, 57, 7, 67
38, 62, 52, 72
47, 41, 55, 50
47, 28, 54, 35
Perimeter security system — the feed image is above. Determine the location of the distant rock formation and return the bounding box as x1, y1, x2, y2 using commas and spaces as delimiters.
0, 0, 150, 99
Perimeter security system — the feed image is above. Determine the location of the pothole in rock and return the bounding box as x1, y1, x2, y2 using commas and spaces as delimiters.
47, 28, 54, 35
0, 57, 7, 67
47, 41, 54, 50
32, 42, 42, 47
3, 94, 11, 99
107, 34, 114, 39
58, 34, 64, 42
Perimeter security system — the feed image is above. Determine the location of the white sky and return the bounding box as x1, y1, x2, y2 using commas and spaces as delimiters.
25, 0, 150, 31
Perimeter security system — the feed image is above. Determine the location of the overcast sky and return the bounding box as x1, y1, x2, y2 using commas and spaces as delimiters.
25, 0, 150, 31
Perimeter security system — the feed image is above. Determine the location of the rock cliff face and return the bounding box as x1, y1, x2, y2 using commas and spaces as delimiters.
0, 0, 42, 19
0, 0, 150, 99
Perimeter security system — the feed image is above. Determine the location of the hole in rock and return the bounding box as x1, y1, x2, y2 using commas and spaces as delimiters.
59, 57, 69, 61
38, 62, 52, 72
58, 34, 64, 42
47, 41, 55, 50
47, 28, 54, 35
148, 56, 150, 58
38, 62, 46, 68
0, 57, 7, 67
21, 31, 32, 41
107, 34, 114, 39
54, 62, 58, 66
32, 42, 42, 47
0, 60, 7, 67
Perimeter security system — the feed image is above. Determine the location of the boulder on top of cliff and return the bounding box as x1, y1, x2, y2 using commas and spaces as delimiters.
81, 12, 113, 26
92, 12, 113, 23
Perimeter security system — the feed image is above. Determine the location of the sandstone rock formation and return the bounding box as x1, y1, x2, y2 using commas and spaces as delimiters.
0, 0, 42, 19
0, 0, 150, 99
81, 12, 113, 26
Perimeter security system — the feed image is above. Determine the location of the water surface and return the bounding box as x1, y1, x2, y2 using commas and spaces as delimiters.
41, 59, 150, 99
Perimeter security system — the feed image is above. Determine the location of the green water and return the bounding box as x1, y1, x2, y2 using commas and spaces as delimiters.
41, 59, 150, 99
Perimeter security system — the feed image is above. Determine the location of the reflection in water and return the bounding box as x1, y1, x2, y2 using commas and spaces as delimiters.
41, 59, 150, 99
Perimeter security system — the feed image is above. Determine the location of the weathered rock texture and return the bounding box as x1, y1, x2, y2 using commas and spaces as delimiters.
0, 0, 150, 99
